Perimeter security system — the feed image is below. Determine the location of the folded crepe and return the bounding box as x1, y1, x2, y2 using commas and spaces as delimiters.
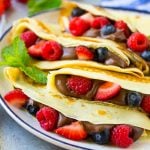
59, 1, 150, 74
9, 18, 148, 77
4, 67, 150, 140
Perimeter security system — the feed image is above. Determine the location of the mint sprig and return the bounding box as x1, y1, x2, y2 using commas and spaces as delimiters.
0, 37, 47, 84
27, 0, 62, 16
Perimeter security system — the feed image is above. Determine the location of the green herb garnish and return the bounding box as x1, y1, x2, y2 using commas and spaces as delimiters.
0, 37, 47, 84
27, 0, 62, 16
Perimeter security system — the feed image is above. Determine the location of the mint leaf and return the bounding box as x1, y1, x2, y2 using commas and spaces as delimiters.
21, 66, 47, 84
1, 37, 31, 67
1, 37, 47, 84
27, 0, 62, 16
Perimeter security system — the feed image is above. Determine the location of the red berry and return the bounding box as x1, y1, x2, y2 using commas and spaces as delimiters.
4, 0, 11, 10
111, 125, 133, 148
95, 82, 121, 101
20, 30, 38, 48
41, 40, 63, 61
69, 17, 90, 36
91, 17, 110, 29
4, 89, 29, 108
127, 32, 149, 52
17, 0, 28, 3
75, 46, 94, 60
55, 121, 87, 141
67, 76, 92, 95
141, 96, 150, 113
115, 20, 130, 37
28, 40, 45, 58
36, 107, 59, 131
0, 3, 5, 16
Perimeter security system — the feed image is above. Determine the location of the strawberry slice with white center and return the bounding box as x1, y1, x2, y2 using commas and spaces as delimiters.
4, 89, 29, 108
28, 40, 46, 58
75, 46, 94, 60
95, 82, 121, 101
55, 121, 87, 141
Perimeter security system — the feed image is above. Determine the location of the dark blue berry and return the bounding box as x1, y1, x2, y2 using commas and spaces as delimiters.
26, 104, 40, 116
94, 47, 108, 62
141, 50, 150, 61
71, 7, 86, 17
126, 91, 142, 107
91, 129, 110, 145
101, 25, 116, 36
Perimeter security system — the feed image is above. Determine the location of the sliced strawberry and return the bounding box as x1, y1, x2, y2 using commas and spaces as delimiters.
20, 30, 38, 48
28, 40, 46, 58
36, 107, 59, 131
55, 121, 87, 141
75, 46, 94, 60
4, 89, 29, 108
95, 82, 121, 101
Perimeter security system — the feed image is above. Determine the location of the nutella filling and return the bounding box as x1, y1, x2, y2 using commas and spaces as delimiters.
55, 75, 127, 106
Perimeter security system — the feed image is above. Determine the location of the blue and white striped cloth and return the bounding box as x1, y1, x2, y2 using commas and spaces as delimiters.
99, 0, 150, 13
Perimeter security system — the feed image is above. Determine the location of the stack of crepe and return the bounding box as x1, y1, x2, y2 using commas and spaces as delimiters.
3, 0, 150, 146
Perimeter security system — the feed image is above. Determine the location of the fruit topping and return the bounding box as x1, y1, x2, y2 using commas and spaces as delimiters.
55, 121, 87, 141
111, 125, 133, 148
94, 47, 108, 62
126, 91, 143, 107
127, 32, 149, 52
66, 76, 93, 95
28, 40, 45, 58
4, 0, 11, 10
100, 25, 116, 36
69, 17, 90, 36
75, 46, 94, 60
20, 31, 38, 48
90, 129, 110, 145
4, 89, 29, 108
95, 82, 121, 101
71, 7, 86, 17
141, 50, 150, 61
115, 20, 130, 37
41, 40, 63, 61
141, 96, 150, 113
91, 17, 110, 29
36, 107, 59, 131
26, 104, 40, 116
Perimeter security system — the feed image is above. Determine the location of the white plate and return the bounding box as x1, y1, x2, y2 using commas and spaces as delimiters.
0, 10, 150, 150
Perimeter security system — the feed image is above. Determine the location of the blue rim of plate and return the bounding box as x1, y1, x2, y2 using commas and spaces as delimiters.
0, 7, 150, 150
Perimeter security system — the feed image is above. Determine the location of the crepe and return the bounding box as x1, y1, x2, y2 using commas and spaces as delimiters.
4, 67, 150, 131
9, 18, 148, 77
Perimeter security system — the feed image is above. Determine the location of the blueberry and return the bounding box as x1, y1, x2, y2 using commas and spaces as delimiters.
71, 7, 86, 17
91, 129, 110, 145
101, 25, 116, 36
26, 104, 40, 116
141, 50, 150, 61
126, 91, 143, 107
94, 47, 108, 62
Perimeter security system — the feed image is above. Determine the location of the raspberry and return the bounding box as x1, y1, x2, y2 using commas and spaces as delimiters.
91, 17, 110, 29
115, 20, 130, 37
75, 46, 94, 60
141, 96, 150, 113
20, 30, 38, 48
127, 32, 149, 52
111, 125, 133, 148
69, 17, 90, 36
66, 76, 92, 95
36, 107, 59, 131
41, 40, 63, 61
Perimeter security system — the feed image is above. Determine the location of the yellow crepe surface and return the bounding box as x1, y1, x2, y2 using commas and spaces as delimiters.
10, 18, 148, 77
4, 67, 150, 131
